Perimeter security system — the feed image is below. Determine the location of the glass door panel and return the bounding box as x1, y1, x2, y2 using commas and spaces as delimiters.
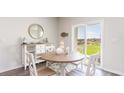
72, 22, 102, 66
86, 23, 101, 65
74, 25, 86, 55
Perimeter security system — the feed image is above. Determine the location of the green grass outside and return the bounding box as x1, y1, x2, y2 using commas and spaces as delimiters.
77, 41, 101, 65
77, 42, 100, 55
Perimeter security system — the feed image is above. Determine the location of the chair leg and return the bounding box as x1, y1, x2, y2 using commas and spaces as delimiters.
76, 65, 78, 69
92, 64, 96, 75
24, 65, 27, 70
46, 61, 49, 67
86, 64, 91, 76
60, 63, 67, 76
81, 62, 83, 72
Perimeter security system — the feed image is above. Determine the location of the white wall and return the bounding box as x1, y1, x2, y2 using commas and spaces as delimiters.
102, 18, 124, 75
0, 17, 59, 73
58, 17, 124, 75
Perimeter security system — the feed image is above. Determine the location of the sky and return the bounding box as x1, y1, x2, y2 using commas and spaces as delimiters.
77, 23, 101, 39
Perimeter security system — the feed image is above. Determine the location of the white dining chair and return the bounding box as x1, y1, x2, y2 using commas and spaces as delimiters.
35, 44, 46, 64
45, 45, 61, 74
26, 52, 56, 76
85, 54, 99, 76
66, 54, 99, 76
72, 55, 86, 70
65, 54, 86, 73
45, 45, 56, 67
45, 45, 55, 53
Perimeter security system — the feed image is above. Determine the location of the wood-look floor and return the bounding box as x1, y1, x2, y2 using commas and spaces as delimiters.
0, 62, 119, 76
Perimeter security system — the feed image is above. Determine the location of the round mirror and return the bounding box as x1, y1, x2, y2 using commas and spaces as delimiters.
28, 24, 44, 39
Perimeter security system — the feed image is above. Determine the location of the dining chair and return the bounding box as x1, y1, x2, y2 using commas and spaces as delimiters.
85, 54, 100, 76
45, 45, 55, 53
66, 54, 99, 76
45, 46, 61, 74
45, 45, 56, 67
65, 54, 86, 73
26, 52, 56, 76
35, 44, 46, 64
72, 55, 86, 70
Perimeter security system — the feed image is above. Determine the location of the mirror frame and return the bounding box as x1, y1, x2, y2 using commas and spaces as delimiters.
28, 24, 44, 39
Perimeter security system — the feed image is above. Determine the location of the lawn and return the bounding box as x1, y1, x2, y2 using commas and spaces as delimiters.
77, 42, 100, 55
76, 40, 101, 65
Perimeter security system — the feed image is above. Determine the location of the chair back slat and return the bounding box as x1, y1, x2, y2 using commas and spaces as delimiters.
26, 52, 38, 76
46, 45, 55, 53
86, 54, 100, 76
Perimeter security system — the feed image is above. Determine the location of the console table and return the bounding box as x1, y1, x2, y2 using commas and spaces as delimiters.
21, 43, 55, 70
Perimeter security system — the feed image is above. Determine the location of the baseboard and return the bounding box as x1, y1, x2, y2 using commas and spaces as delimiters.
101, 67, 124, 76
1, 64, 124, 76
0, 65, 24, 73
0, 62, 46, 73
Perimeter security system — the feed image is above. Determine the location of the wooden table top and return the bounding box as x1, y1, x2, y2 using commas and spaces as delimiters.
40, 52, 84, 63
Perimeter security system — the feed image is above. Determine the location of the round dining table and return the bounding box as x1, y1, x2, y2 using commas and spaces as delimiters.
40, 52, 84, 76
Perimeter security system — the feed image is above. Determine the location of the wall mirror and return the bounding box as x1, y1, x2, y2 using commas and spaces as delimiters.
28, 24, 44, 39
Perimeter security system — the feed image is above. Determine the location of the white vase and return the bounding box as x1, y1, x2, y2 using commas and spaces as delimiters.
65, 47, 69, 54
56, 47, 64, 54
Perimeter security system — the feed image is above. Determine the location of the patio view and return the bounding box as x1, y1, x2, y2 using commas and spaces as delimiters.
75, 23, 101, 66
77, 39, 100, 55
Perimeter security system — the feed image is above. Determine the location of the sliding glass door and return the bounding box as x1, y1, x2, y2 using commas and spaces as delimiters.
72, 22, 102, 66
72, 25, 86, 54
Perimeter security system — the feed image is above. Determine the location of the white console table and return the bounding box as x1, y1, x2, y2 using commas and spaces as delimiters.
21, 43, 55, 70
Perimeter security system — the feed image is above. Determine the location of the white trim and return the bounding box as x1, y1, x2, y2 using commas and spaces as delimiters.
0, 65, 23, 73
102, 67, 124, 76
85, 25, 87, 55
71, 26, 74, 52
71, 20, 104, 67
71, 24, 86, 52
100, 20, 104, 68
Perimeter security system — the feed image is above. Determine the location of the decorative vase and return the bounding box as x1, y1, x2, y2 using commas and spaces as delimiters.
65, 47, 69, 55
56, 47, 64, 54
59, 40, 65, 49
